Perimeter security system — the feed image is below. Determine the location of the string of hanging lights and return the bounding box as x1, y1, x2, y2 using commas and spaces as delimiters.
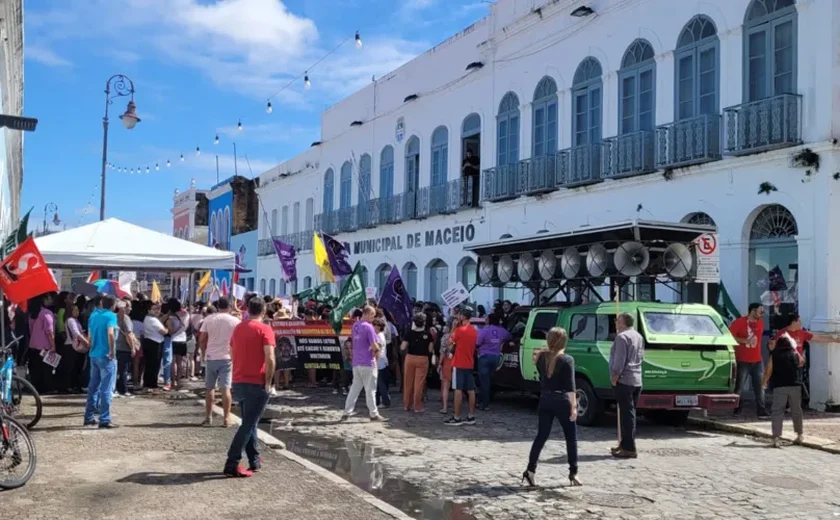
107, 30, 363, 174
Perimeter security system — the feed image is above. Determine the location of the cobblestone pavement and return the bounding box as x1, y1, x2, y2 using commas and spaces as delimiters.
262, 387, 840, 520
2, 394, 397, 520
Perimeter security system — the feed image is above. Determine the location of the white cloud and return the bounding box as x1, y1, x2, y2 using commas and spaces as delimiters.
26, 45, 73, 67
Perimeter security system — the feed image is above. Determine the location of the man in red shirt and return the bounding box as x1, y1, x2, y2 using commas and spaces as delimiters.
224, 297, 276, 478
728, 303, 768, 417
444, 307, 478, 426
770, 313, 840, 358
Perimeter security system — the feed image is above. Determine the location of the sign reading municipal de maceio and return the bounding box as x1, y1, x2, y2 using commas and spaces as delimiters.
352, 223, 476, 255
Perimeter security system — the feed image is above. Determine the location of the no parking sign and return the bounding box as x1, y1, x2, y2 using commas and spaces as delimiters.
693, 233, 720, 284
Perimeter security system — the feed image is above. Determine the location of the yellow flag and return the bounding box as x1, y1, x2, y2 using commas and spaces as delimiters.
197, 271, 211, 295
313, 232, 335, 283
151, 280, 162, 303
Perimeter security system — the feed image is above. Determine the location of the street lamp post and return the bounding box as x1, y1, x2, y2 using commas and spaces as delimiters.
100, 74, 140, 221
42, 202, 59, 235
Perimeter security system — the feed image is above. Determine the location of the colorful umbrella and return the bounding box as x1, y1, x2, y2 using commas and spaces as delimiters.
93, 279, 131, 298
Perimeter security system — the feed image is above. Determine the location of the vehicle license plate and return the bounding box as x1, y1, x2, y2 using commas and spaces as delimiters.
675, 395, 699, 407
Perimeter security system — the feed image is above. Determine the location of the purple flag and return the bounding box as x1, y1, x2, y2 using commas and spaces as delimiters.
378, 266, 413, 327
272, 237, 297, 282
321, 232, 352, 278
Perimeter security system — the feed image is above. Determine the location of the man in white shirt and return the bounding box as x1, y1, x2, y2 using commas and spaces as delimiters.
198, 297, 240, 426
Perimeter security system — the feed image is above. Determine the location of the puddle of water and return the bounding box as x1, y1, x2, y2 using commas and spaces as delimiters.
259, 422, 477, 520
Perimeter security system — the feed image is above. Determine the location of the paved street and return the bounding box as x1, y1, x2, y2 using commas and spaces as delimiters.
1, 394, 400, 520
263, 387, 840, 520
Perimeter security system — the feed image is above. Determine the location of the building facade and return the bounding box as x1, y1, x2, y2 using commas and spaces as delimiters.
255, 0, 840, 408
0, 0, 23, 238
171, 179, 209, 244
207, 175, 260, 295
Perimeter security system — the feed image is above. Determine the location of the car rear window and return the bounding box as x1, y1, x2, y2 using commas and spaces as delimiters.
642, 312, 723, 336
529, 311, 558, 340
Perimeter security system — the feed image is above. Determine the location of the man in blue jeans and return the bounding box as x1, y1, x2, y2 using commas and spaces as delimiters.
224, 297, 276, 477
84, 294, 119, 429
475, 312, 511, 411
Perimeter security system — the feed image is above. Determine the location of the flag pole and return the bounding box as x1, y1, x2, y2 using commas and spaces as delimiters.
615, 280, 621, 447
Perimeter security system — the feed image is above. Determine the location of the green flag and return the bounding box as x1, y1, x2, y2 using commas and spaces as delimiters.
716, 281, 740, 325
294, 283, 331, 303
2, 208, 32, 258
329, 262, 366, 334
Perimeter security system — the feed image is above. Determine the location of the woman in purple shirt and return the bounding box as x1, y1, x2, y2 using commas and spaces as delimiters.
476, 312, 512, 411
27, 292, 57, 394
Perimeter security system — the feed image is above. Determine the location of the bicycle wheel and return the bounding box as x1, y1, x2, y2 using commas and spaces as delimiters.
0, 414, 36, 490
10, 376, 42, 429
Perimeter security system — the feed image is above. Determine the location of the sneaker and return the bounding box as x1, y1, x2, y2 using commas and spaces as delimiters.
794, 434, 804, 444
757, 413, 770, 420
340, 411, 358, 421
113, 392, 121, 399
223, 464, 254, 478
269, 387, 278, 397
370, 414, 388, 422
439, 408, 448, 415
444, 416, 462, 426
83, 419, 98, 427
200, 417, 213, 427
464, 415, 476, 425
99, 422, 119, 429
332, 388, 339, 395
341, 388, 348, 396
163, 384, 172, 392
249, 457, 264, 472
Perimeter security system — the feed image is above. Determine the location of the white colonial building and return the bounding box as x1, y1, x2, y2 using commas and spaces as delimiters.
0, 0, 23, 237
256, 0, 840, 408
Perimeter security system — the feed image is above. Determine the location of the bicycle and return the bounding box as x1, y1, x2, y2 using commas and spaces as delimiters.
0, 412, 36, 489
1, 337, 43, 429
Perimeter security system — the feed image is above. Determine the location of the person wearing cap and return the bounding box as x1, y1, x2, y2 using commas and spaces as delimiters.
444, 306, 479, 426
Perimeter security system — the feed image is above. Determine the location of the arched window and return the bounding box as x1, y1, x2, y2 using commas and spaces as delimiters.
224, 206, 231, 248
619, 39, 656, 134
572, 57, 603, 148
290, 280, 298, 295
462, 113, 480, 138
279, 280, 286, 296
458, 257, 477, 287
684, 211, 717, 227
402, 262, 418, 299
744, 0, 797, 101
405, 136, 420, 193
293, 202, 301, 233
358, 154, 372, 204
675, 16, 719, 120
305, 198, 314, 231
210, 212, 217, 245
532, 76, 558, 157
427, 259, 448, 305
303, 276, 312, 289
281, 205, 289, 235
340, 161, 352, 209
360, 264, 369, 290
431, 126, 449, 187
259, 279, 266, 295
323, 169, 334, 212
748, 203, 798, 330
269, 279, 276, 297
379, 146, 394, 200
375, 263, 391, 296
497, 92, 520, 167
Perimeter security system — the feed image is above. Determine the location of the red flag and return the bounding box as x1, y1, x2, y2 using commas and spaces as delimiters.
86, 271, 99, 283
0, 238, 58, 305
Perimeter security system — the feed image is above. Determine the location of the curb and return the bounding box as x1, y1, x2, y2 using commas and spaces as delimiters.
210, 403, 412, 520
687, 417, 840, 455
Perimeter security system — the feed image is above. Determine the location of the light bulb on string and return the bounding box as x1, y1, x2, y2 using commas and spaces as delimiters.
237, 119, 242, 131
118, 167, 122, 173
146, 166, 150, 174
155, 163, 160, 171
266, 101, 272, 114
180, 154, 185, 162
304, 72, 311, 89
196, 146, 201, 156
130, 168, 134, 174
355, 31, 362, 49
214, 134, 219, 145
167, 159, 171, 167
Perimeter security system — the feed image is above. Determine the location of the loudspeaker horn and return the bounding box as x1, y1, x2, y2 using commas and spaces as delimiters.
586, 244, 611, 278
517, 252, 536, 282
497, 254, 515, 283
560, 247, 582, 279
663, 243, 693, 280
537, 250, 557, 281
478, 256, 495, 284
614, 241, 650, 277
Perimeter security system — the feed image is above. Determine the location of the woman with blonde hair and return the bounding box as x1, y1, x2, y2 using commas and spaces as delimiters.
522, 327, 581, 487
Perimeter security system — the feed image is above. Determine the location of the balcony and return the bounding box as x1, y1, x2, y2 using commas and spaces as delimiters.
655, 114, 722, 169
257, 231, 312, 257
601, 130, 655, 179
481, 164, 518, 202
519, 155, 558, 195
723, 93, 802, 156
557, 144, 601, 187
422, 176, 479, 217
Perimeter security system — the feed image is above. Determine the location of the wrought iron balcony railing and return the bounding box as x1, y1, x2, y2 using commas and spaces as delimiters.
723, 93, 802, 156
601, 130, 656, 179
557, 143, 601, 187
655, 114, 722, 169
257, 231, 312, 257
481, 163, 518, 202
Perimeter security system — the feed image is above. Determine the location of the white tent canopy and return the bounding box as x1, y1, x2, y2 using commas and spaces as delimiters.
34, 218, 235, 271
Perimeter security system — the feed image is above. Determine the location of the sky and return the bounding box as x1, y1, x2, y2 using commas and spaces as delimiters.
22, 0, 489, 234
